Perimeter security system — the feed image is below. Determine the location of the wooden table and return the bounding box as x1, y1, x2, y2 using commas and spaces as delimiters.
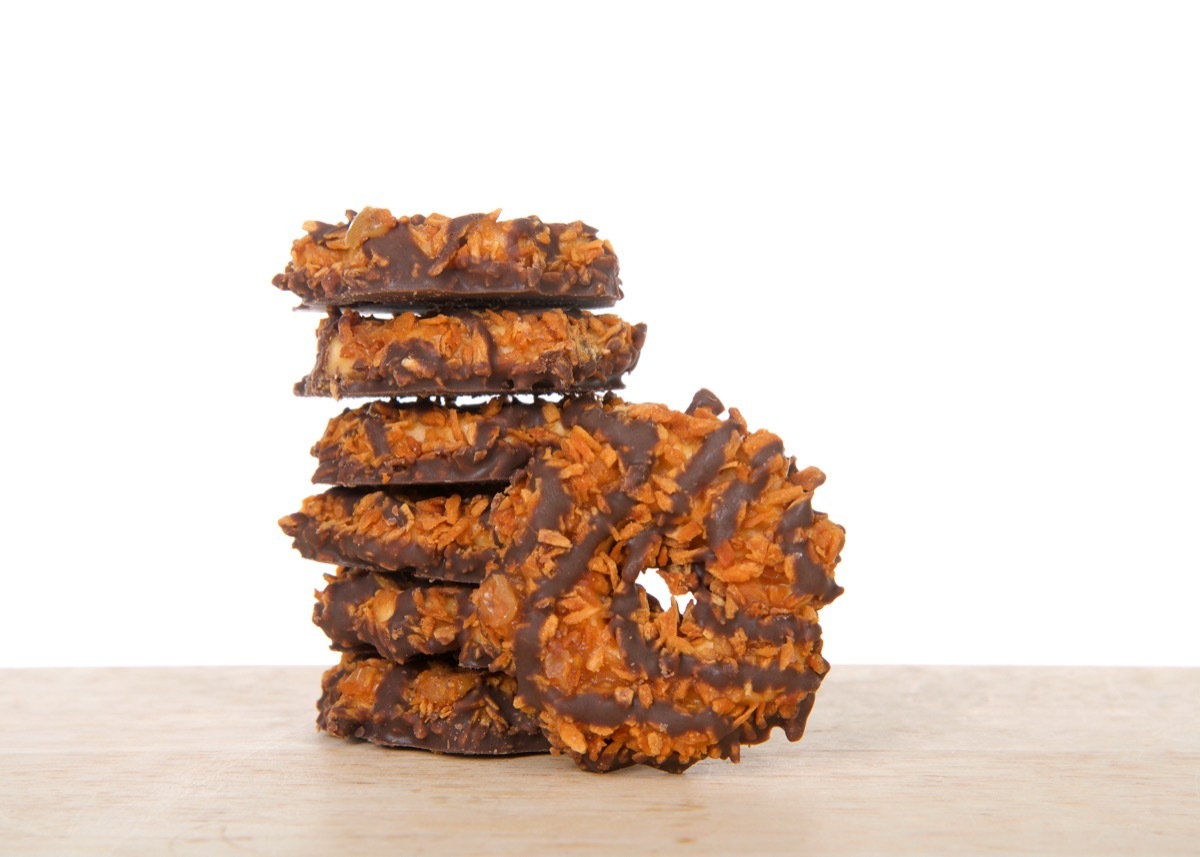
1, 666, 1196, 855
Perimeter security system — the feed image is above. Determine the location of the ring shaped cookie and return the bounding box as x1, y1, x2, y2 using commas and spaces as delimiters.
475, 393, 845, 772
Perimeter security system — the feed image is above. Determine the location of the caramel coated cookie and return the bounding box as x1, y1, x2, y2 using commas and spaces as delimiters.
295, 308, 645, 399
474, 393, 845, 772
280, 489, 496, 583
318, 653, 548, 755
311, 397, 554, 486
315, 567, 490, 669
275, 208, 621, 308
311, 396, 616, 486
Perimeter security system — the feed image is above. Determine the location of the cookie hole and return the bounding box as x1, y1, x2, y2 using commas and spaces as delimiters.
635, 568, 695, 614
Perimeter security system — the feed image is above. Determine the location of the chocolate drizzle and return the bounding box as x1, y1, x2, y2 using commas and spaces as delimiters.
706, 436, 782, 550
685, 388, 725, 416
777, 497, 845, 605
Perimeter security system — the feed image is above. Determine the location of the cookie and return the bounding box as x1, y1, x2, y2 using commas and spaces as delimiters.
311, 397, 551, 486
295, 308, 645, 399
279, 488, 496, 583
310, 396, 616, 486
314, 567, 490, 669
318, 653, 548, 755
274, 208, 621, 308
474, 394, 845, 772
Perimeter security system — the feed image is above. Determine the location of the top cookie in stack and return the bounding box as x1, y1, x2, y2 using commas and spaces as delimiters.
275, 208, 644, 399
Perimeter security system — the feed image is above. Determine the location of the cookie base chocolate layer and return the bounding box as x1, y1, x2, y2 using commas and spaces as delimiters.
318, 654, 548, 755
295, 308, 645, 399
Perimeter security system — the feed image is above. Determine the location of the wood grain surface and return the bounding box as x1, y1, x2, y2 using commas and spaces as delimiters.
1, 666, 1196, 855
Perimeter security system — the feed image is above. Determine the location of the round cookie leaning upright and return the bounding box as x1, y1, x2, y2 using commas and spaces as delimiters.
274, 207, 646, 757
475, 391, 845, 772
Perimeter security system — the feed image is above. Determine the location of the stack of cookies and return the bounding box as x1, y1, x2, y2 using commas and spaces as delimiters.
274, 207, 845, 772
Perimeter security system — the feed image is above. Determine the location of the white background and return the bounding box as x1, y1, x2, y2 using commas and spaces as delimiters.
1, 2, 1196, 668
